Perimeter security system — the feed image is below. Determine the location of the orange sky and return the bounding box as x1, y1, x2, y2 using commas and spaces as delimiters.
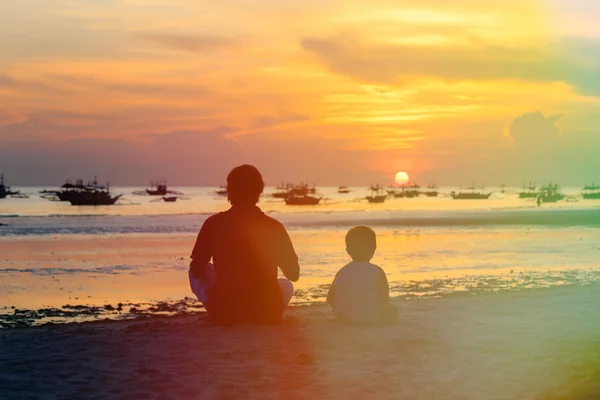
1, 0, 599, 185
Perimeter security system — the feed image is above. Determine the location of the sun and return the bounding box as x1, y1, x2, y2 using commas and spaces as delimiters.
395, 171, 409, 185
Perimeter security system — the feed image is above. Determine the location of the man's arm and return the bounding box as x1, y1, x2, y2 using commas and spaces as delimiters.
190, 217, 214, 279
277, 225, 300, 282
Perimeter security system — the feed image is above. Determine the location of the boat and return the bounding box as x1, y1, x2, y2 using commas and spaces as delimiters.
285, 194, 322, 205
423, 184, 438, 197
537, 183, 564, 203
69, 190, 122, 206
41, 178, 105, 202
405, 183, 420, 198
582, 183, 600, 199
366, 184, 387, 203
42, 177, 122, 206
68, 179, 122, 206
215, 186, 228, 196
273, 183, 316, 199
132, 180, 183, 196
451, 184, 492, 200
0, 174, 28, 199
518, 182, 538, 199
393, 183, 419, 198
163, 196, 178, 202
337, 186, 351, 194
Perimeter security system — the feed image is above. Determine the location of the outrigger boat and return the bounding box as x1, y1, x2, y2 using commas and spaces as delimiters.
366, 184, 387, 203
519, 182, 538, 199
451, 184, 492, 200
581, 183, 600, 199
132, 180, 183, 196
273, 182, 316, 199
216, 186, 228, 196
151, 195, 190, 203
0, 174, 28, 199
423, 184, 438, 197
537, 183, 564, 203
42, 177, 122, 206
394, 183, 419, 198
284, 194, 322, 205
337, 186, 351, 194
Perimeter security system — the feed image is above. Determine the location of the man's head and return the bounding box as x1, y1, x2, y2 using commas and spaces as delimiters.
345, 226, 377, 262
227, 165, 265, 205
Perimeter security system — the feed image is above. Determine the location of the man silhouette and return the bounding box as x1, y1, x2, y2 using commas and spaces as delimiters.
189, 165, 300, 325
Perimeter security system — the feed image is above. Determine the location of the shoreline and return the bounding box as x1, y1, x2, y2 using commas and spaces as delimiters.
2, 283, 599, 399
3, 281, 600, 329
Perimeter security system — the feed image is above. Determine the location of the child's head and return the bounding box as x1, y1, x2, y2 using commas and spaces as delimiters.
345, 226, 377, 262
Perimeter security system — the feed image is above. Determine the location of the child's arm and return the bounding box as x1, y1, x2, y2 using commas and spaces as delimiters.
376, 267, 390, 306
327, 271, 339, 305
327, 284, 335, 305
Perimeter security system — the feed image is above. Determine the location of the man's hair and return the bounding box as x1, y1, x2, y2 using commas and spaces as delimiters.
345, 226, 377, 261
227, 165, 265, 205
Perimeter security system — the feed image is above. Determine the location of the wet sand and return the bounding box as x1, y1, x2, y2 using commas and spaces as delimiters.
2, 284, 599, 400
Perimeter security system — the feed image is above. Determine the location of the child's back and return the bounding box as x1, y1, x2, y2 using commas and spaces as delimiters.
327, 226, 397, 324
329, 261, 389, 323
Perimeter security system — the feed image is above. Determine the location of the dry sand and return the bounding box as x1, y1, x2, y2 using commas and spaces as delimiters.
2, 284, 600, 400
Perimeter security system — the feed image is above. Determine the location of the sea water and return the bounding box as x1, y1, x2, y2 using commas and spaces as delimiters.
1, 186, 600, 326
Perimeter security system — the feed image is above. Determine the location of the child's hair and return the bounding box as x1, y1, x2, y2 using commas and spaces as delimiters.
345, 226, 377, 261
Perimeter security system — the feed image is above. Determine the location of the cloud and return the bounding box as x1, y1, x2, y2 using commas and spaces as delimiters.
0, 127, 247, 185
301, 36, 600, 96
507, 112, 562, 149
249, 111, 310, 130
137, 32, 239, 53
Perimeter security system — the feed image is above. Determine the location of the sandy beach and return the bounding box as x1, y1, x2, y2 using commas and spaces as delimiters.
2, 284, 599, 400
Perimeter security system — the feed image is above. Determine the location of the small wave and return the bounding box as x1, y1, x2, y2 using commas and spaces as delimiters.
0, 265, 144, 276
2, 208, 600, 237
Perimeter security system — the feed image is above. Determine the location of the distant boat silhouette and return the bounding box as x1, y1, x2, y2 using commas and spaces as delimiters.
273, 182, 316, 199
216, 185, 228, 196
285, 194, 322, 205
337, 186, 351, 194
366, 184, 386, 203
0, 174, 28, 199
393, 183, 419, 198
423, 184, 438, 197
582, 183, 600, 199
519, 182, 538, 199
133, 180, 184, 196
41, 177, 122, 205
68, 179, 122, 206
451, 184, 492, 200
537, 183, 564, 203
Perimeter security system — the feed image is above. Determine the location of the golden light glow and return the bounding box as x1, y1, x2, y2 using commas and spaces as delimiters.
1, 1, 599, 184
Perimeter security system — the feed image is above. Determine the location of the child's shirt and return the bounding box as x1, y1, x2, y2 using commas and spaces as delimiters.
329, 261, 389, 323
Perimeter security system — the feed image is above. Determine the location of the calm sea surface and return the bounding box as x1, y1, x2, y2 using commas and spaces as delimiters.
1, 186, 600, 326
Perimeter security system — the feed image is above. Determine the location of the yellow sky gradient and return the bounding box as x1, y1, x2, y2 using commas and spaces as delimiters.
1, 0, 599, 185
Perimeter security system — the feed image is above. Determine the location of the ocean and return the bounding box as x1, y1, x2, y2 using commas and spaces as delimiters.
1, 185, 600, 327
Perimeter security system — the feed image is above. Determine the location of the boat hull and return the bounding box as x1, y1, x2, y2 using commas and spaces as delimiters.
69, 194, 122, 206
539, 194, 564, 203
366, 195, 386, 203
519, 192, 538, 199
582, 192, 600, 199
451, 193, 492, 200
284, 196, 321, 205
146, 189, 168, 196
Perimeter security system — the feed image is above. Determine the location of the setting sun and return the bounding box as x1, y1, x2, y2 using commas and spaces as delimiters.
395, 171, 410, 185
